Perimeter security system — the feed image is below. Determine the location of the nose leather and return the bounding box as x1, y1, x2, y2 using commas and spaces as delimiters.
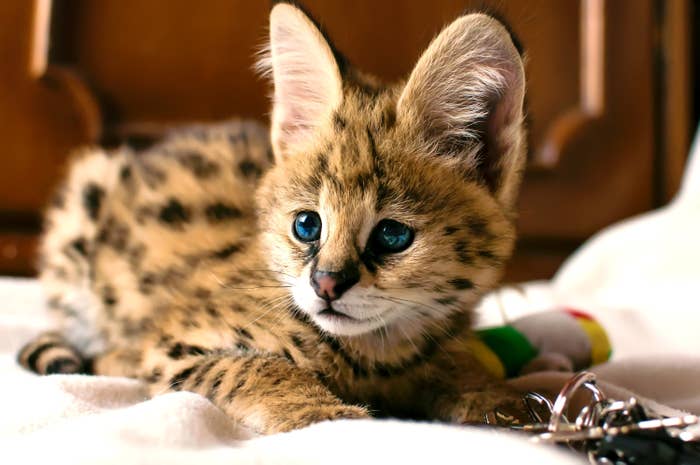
311, 268, 359, 301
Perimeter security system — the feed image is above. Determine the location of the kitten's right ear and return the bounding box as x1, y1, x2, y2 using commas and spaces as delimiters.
258, 3, 344, 160
397, 13, 526, 209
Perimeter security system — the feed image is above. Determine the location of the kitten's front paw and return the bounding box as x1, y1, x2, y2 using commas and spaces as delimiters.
267, 404, 370, 434
449, 391, 531, 426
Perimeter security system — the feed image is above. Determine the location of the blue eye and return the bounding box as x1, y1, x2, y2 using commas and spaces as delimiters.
293, 211, 322, 242
371, 219, 414, 253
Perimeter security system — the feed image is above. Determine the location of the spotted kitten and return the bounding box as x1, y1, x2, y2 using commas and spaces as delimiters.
19, 3, 527, 434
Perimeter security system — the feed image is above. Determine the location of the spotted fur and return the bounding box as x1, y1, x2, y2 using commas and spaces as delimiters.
19, 4, 528, 434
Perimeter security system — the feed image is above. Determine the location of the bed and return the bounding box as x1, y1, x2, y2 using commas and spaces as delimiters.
1, 130, 699, 464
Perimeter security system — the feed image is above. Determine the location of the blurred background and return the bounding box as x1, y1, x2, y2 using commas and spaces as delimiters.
0, 0, 696, 282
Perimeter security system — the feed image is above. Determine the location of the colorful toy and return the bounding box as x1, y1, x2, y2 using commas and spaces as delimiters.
469, 308, 612, 379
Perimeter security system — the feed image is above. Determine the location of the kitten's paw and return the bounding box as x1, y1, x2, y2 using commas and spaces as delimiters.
268, 404, 370, 433
450, 391, 531, 426
17, 331, 88, 375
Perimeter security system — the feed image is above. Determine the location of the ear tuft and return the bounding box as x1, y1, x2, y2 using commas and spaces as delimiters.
257, 3, 343, 159
397, 13, 527, 208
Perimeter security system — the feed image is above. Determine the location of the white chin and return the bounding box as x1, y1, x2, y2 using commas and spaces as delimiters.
311, 311, 385, 336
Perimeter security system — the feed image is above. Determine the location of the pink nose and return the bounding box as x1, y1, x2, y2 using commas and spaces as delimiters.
315, 275, 338, 300
311, 268, 360, 301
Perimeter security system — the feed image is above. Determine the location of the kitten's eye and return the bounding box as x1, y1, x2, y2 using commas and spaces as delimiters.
293, 211, 322, 242
371, 219, 414, 253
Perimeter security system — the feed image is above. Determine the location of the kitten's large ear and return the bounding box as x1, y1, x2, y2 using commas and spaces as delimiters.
397, 14, 526, 208
260, 3, 343, 159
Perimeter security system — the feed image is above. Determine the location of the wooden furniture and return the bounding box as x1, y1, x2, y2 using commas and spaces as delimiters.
0, 0, 692, 282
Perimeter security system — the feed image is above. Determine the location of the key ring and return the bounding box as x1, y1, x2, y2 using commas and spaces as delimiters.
548, 371, 606, 433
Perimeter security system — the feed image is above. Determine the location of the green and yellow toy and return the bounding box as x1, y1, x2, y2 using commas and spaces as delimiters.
470, 308, 612, 379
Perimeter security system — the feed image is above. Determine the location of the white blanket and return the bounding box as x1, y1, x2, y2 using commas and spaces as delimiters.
2, 128, 700, 464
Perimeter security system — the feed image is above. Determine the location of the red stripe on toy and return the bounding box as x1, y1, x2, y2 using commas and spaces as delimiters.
565, 308, 593, 320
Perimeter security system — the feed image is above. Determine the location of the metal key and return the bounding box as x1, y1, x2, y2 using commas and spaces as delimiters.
499, 371, 700, 465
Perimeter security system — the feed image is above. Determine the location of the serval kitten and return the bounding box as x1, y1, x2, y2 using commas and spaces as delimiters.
19, 3, 528, 434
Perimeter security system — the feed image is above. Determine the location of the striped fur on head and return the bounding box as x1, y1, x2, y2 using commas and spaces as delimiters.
256, 4, 527, 338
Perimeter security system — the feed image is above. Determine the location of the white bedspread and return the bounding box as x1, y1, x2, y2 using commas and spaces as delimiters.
2, 128, 699, 464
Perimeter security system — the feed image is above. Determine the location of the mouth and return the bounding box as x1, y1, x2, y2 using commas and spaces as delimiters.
317, 306, 357, 321
309, 303, 391, 336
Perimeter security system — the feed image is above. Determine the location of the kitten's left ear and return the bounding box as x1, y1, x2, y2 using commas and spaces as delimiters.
397, 13, 526, 208
260, 3, 344, 159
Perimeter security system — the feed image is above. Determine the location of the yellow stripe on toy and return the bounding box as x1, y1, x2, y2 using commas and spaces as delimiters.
465, 337, 506, 379
567, 310, 612, 365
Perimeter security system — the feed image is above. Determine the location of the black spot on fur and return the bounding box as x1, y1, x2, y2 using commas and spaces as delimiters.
145, 367, 162, 383
225, 378, 247, 402
83, 183, 105, 221
119, 165, 132, 182
205, 304, 219, 318
454, 241, 472, 264
167, 344, 186, 359
477, 249, 498, 261
181, 318, 201, 329
444, 226, 459, 236
207, 370, 227, 399
102, 285, 117, 307
235, 342, 250, 352
448, 278, 474, 290
230, 303, 246, 313
192, 359, 218, 388
177, 151, 220, 178
468, 218, 487, 236
234, 327, 253, 340
167, 343, 208, 360
70, 237, 88, 256
96, 217, 130, 252
138, 273, 156, 295
333, 113, 346, 131
194, 287, 211, 299
169, 364, 198, 390
211, 243, 242, 260
205, 203, 242, 223
238, 160, 261, 179
282, 348, 295, 363
159, 199, 190, 225
316, 153, 328, 175
290, 334, 304, 349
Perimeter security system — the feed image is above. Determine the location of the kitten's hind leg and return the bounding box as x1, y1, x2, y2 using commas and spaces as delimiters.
17, 331, 90, 375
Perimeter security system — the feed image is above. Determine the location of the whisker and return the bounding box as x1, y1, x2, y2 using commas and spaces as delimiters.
219, 284, 293, 291
372, 295, 461, 363
369, 294, 450, 316
241, 294, 294, 330
396, 322, 421, 356
239, 268, 298, 280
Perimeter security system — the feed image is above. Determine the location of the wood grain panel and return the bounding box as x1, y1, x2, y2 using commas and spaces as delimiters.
0, 1, 99, 213
0, 0, 691, 278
